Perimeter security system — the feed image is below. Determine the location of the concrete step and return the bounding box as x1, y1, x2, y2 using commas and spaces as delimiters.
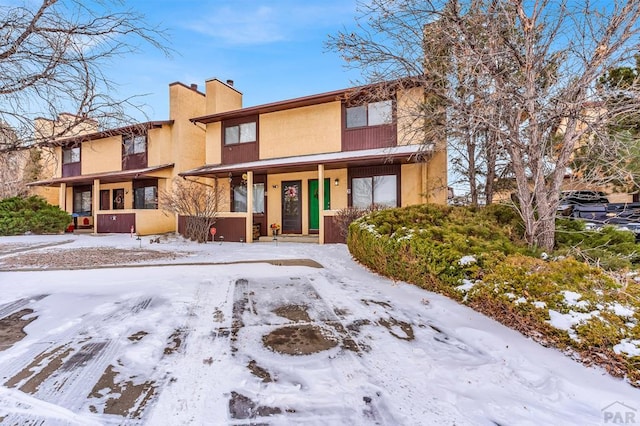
257, 234, 319, 243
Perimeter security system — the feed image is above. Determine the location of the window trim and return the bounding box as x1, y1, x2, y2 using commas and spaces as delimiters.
231, 180, 266, 214
345, 99, 394, 129
222, 116, 259, 146
348, 165, 401, 208
123, 134, 147, 156
132, 179, 158, 210
62, 146, 80, 164
72, 185, 92, 215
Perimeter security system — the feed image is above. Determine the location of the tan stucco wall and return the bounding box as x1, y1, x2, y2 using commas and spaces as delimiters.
425, 148, 448, 204
400, 157, 447, 206
265, 169, 346, 234
147, 125, 174, 168
31, 187, 58, 205
259, 102, 342, 159
397, 87, 426, 146
169, 83, 207, 174
401, 163, 426, 206
95, 182, 133, 210
205, 79, 242, 115
81, 136, 122, 174
134, 209, 175, 235
34, 115, 98, 142
44, 147, 62, 178
205, 122, 223, 165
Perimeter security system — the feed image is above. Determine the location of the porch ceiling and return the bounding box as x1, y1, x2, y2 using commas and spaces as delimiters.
180, 144, 432, 178
27, 163, 175, 187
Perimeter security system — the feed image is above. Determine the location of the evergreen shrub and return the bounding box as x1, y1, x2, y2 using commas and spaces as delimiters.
348, 203, 640, 385
0, 196, 71, 235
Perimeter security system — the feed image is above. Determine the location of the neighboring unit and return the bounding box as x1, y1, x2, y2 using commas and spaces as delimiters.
28, 82, 209, 235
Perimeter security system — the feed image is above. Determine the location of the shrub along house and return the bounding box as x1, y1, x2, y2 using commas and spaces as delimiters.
27, 82, 212, 234
180, 79, 448, 243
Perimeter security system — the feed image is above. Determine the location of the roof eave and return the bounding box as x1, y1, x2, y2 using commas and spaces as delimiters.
41, 120, 174, 148
27, 163, 175, 187
180, 144, 433, 178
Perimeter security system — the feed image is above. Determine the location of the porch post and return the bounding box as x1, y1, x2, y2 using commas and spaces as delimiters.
93, 179, 100, 234
246, 171, 254, 243
59, 183, 67, 212
318, 164, 325, 245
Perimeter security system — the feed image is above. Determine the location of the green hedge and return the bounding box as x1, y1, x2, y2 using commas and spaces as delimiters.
0, 196, 71, 235
348, 203, 640, 385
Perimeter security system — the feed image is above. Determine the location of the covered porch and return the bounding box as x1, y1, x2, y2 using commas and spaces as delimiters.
180, 144, 430, 244
28, 164, 175, 235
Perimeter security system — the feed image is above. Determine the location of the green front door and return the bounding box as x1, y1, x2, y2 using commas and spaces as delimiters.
308, 178, 330, 233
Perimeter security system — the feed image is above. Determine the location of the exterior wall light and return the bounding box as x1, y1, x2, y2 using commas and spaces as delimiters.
334, 178, 339, 186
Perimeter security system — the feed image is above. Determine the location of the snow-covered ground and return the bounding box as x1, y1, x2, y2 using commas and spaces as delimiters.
0, 233, 638, 425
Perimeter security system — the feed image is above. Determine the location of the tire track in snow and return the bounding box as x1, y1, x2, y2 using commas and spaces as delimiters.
0, 296, 157, 425
144, 277, 235, 425
227, 276, 400, 425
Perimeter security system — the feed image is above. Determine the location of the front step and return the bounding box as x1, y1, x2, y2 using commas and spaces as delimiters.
257, 234, 319, 243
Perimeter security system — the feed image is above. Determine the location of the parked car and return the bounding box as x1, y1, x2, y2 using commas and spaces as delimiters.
557, 190, 610, 215
557, 190, 640, 237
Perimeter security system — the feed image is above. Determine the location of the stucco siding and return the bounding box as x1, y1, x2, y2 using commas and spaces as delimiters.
259, 102, 342, 159
81, 136, 122, 174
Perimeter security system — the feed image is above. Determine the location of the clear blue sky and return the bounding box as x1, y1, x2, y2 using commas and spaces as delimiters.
110, 0, 362, 121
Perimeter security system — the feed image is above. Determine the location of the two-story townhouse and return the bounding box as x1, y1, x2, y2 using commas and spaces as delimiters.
180, 78, 448, 243
27, 81, 239, 235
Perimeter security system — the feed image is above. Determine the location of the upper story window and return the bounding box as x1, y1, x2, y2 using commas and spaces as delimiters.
224, 122, 256, 145
122, 134, 148, 170
346, 100, 393, 128
123, 134, 146, 155
62, 146, 80, 164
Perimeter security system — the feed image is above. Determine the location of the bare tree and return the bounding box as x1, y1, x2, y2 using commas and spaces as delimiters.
329, 0, 640, 250
160, 178, 226, 243
569, 57, 640, 194
0, 0, 168, 152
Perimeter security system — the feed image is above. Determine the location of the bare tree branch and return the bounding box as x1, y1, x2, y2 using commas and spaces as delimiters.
0, 0, 169, 153
329, 0, 640, 250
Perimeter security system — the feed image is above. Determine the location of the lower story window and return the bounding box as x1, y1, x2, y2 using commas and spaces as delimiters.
133, 180, 157, 209
233, 183, 265, 213
73, 188, 92, 214
352, 175, 397, 208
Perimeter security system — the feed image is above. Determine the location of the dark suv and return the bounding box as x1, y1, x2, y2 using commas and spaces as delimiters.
557, 190, 609, 217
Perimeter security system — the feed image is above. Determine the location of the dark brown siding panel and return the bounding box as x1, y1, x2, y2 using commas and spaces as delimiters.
97, 213, 135, 233
122, 152, 147, 170
62, 162, 81, 177
342, 124, 396, 151
178, 215, 186, 235
178, 216, 246, 242
349, 164, 401, 179
222, 142, 259, 165
222, 115, 259, 165
324, 216, 345, 244
210, 217, 246, 242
